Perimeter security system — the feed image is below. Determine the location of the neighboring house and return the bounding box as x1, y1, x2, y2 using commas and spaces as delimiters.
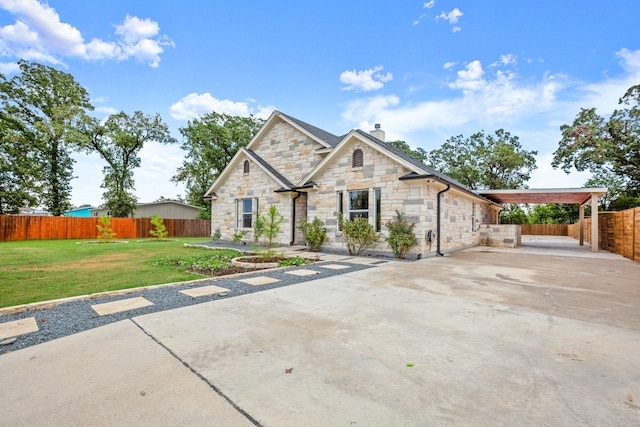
63, 206, 95, 218
18, 207, 51, 216
91, 201, 203, 219
205, 111, 502, 257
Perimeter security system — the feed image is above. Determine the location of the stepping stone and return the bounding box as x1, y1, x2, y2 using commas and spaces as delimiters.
92, 297, 153, 316
319, 264, 351, 270
239, 276, 280, 286
343, 258, 381, 265
180, 285, 230, 298
285, 269, 320, 277
0, 317, 38, 340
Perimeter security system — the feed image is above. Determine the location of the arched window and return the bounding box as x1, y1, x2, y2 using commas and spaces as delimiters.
352, 149, 363, 168
243, 160, 250, 174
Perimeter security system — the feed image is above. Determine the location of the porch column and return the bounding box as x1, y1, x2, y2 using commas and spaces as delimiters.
579, 204, 584, 246
590, 193, 599, 252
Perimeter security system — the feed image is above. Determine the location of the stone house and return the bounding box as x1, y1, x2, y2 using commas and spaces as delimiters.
205, 111, 502, 257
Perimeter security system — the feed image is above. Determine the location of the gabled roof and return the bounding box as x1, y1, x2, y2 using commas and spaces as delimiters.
246, 110, 340, 151
298, 128, 499, 205
277, 111, 342, 147
204, 147, 293, 197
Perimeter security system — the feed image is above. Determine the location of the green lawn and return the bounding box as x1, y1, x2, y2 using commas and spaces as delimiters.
0, 238, 234, 309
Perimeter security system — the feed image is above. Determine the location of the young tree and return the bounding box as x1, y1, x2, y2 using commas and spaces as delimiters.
83, 111, 176, 217
428, 130, 538, 190
172, 112, 264, 215
552, 84, 640, 196
0, 60, 94, 215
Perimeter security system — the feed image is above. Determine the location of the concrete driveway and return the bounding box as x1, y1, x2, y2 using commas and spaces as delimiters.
1, 237, 639, 426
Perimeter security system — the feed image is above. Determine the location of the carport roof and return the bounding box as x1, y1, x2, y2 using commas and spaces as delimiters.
477, 188, 608, 205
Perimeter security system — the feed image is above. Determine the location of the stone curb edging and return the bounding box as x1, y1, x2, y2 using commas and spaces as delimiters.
0, 263, 311, 317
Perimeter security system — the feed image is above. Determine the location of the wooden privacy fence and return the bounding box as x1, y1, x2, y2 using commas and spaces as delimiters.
567, 207, 640, 263
0, 216, 211, 242
521, 224, 568, 236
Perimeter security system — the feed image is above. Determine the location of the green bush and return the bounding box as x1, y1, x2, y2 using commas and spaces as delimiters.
337, 213, 379, 255
385, 211, 417, 259
299, 217, 326, 251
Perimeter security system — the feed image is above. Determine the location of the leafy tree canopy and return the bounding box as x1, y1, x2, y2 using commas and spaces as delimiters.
428, 129, 538, 190
82, 111, 176, 218
553, 84, 640, 196
385, 140, 428, 162
0, 60, 93, 215
172, 112, 265, 217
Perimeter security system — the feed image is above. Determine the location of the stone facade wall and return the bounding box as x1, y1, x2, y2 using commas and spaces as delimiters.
211, 152, 292, 245
478, 224, 522, 248
306, 137, 494, 257
250, 121, 325, 185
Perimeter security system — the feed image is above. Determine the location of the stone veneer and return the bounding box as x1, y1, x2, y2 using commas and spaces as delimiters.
478, 224, 522, 248
306, 135, 496, 257
211, 118, 500, 256
211, 118, 326, 245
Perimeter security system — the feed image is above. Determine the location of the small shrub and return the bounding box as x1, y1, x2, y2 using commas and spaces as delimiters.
253, 214, 266, 243
299, 217, 326, 251
149, 214, 169, 240
279, 256, 313, 267
385, 211, 417, 259
96, 214, 116, 243
337, 213, 379, 255
212, 227, 222, 241
232, 230, 247, 243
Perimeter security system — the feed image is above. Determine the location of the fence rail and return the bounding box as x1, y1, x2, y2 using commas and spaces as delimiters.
521, 224, 568, 236
0, 216, 211, 241
567, 207, 640, 263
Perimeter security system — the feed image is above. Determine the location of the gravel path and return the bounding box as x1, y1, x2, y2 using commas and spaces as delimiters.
0, 260, 376, 355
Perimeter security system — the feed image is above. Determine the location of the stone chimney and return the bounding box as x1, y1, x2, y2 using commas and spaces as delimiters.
370, 123, 385, 141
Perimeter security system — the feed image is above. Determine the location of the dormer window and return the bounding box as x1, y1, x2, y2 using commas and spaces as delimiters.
352, 149, 363, 168
243, 160, 250, 174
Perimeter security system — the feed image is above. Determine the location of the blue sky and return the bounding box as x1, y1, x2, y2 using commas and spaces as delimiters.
1, 0, 639, 207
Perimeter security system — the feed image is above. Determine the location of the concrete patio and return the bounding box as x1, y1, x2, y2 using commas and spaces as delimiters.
1, 237, 639, 426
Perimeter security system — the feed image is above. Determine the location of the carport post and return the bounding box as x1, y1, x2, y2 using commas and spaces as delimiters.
579, 205, 584, 246
591, 193, 599, 252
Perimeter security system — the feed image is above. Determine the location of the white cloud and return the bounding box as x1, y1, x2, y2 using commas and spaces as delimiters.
0, 0, 173, 67
491, 53, 518, 67
443, 61, 457, 70
424, 1, 436, 8
340, 66, 393, 92
170, 92, 275, 121
0, 61, 19, 74
450, 60, 485, 91
436, 8, 463, 32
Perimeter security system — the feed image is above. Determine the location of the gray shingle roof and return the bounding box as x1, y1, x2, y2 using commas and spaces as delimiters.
278, 111, 342, 147
245, 149, 294, 190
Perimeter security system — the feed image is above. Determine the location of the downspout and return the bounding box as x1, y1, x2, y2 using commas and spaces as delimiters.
290, 190, 302, 245
436, 184, 451, 256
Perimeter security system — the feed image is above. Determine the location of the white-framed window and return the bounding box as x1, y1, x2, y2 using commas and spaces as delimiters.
348, 190, 369, 220
236, 198, 257, 229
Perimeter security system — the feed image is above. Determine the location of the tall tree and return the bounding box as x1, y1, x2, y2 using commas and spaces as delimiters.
0, 60, 93, 215
172, 112, 264, 216
428, 129, 538, 189
83, 111, 176, 218
386, 140, 428, 162
552, 84, 640, 195
0, 128, 40, 214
